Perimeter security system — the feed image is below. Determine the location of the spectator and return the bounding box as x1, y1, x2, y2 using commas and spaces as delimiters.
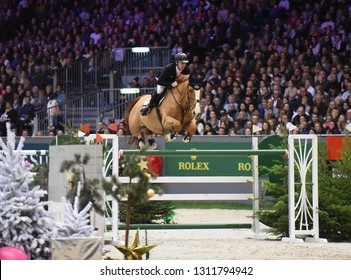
141, 77, 152, 88
103, 127, 111, 134
337, 114, 346, 132
251, 113, 262, 128
284, 80, 298, 102
148, 69, 158, 87
325, 121, 341, 134
54, 84, 65, 106
47, 93, 63, 134
21, 129, 30, 137
118, 121, 126, 133
341, 79, 351, 101
34, 130, 44, 136
0, 102, 17, 136
204, 123, 215, 135
261, 120, 274, 135
94, 121, 106, 134
36, 89, 48, 111
4, 85, 14, 103
195, 112, 205, 135
346, 109, 351, 125
313, 121, 326, 134
292, 105, 310, 125
90, 26, 102, 45
12, 94, 21, 113
217, 123, 228, 135
207, 110, 219, 132
298, 120, 310, 134
16, 96, 35, 136
57, 130, 64, 136
244, 127, 252, 136
31, 65, 47, 89
117, 128, 125, 136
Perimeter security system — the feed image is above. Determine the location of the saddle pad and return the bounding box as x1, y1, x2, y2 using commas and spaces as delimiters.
141, 97, 165, 107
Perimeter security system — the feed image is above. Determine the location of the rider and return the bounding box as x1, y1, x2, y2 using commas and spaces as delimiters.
140, 52, 191, 116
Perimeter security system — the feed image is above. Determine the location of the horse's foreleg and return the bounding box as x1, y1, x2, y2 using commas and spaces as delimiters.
162, 116, 182, 142
162, 116, 182, 132
182, 119, 197, 143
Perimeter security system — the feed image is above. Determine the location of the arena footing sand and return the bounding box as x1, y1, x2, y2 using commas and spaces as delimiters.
104, 209, 351, 260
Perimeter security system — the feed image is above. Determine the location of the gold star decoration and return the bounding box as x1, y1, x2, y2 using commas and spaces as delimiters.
114, 229, 157, 260
137, 157, 149, 170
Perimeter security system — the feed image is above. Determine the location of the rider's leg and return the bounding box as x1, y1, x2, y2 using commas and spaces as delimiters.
140, 85, 165, 116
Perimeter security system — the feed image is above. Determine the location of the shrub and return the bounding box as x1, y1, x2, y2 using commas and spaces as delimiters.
119, 201, 175, 224
257, 136, 351, 242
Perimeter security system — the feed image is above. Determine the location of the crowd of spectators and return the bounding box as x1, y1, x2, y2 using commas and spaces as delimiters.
1, 0, 351, 136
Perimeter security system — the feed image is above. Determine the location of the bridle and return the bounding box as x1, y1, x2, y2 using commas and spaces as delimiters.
170, 84, 197, 124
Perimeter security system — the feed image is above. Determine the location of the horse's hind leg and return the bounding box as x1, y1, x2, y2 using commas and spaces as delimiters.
147, 135, 157, 150
138, 136, 146, 149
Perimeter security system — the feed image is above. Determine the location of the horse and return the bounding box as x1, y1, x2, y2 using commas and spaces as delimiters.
124, 76, 203, 149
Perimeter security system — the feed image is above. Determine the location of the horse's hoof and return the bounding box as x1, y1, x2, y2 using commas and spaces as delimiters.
182, 135, 191, 143
164, 134, 176, 142
148, 139, 157, 150
138, 138, 146, 149
164, 132, 177, 142
148, 143, 157, 150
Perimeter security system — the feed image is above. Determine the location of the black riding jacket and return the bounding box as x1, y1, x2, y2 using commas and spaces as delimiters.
157, 63, 191, 88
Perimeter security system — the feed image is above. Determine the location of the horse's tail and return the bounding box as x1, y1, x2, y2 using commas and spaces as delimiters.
124, 96, 143, 145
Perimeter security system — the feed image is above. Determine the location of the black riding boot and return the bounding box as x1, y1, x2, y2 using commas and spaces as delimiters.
140, 92, 159, 116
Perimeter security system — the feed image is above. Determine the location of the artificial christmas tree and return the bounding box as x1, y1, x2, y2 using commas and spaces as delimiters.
55, 182, 95, 238
0, 124, 56, 260
50, 182, 102, 260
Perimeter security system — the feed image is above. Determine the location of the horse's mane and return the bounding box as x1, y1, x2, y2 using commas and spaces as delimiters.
175, 78, 189, 93
176, 74, 190, 84
124, 95, 142, 135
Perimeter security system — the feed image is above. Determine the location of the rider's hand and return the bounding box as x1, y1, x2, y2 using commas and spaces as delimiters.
171, 81, 178, 87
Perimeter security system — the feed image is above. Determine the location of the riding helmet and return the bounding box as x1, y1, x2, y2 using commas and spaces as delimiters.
174, 52, 189, 63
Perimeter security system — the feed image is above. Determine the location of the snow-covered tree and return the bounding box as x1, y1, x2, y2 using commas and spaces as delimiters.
0, 124, 56, 259
54, 182, 95, 238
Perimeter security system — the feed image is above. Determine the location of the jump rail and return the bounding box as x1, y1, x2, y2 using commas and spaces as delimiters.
120, 149, 287, 156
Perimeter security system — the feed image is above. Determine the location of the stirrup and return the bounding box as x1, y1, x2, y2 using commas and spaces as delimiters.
140, 107, 151, 116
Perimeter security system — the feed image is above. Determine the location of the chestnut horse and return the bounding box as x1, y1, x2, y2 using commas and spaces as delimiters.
124, 78, 202, 149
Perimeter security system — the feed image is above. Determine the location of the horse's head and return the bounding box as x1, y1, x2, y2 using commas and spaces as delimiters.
189, 84, 203, 115
172, 81, 203, 115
